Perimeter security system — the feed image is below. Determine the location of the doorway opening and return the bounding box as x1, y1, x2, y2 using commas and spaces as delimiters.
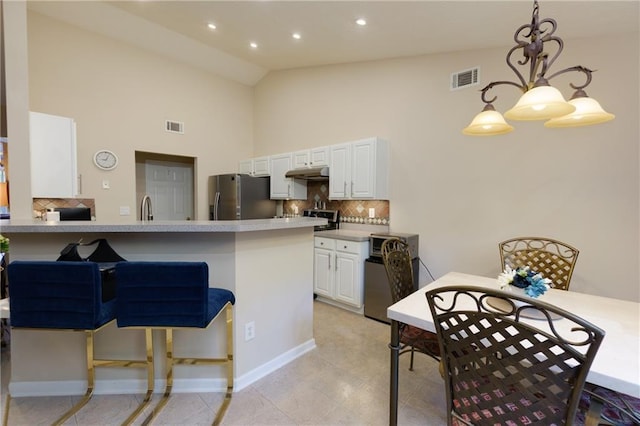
135, 151, 196, 221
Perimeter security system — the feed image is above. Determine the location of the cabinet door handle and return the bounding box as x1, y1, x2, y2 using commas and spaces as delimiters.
328, 255, 331, 270
77, 174, 82, 195
343, 181, 346, 195
351, 181, 354, 196
288, 183, 291, 197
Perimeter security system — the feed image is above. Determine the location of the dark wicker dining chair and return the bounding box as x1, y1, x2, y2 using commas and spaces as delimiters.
499, 237, 579, 291
381, 238, 440, 371
426, 285, 605, 426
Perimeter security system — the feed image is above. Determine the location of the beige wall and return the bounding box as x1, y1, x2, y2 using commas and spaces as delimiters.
253, 34, 640, 302
9, 7, 640, 301
26, 11, 254, 221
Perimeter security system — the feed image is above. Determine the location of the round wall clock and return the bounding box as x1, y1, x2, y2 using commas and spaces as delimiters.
93, 149, 119, 171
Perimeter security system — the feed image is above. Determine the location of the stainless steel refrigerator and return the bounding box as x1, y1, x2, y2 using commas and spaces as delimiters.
208, 174, 276, 220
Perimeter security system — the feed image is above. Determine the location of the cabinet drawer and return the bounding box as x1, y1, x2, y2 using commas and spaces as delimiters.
335, 240, 363, 254
314, 237, 336, 250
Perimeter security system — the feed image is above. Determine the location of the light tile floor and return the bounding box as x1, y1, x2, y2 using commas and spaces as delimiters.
0, 301, 447, 425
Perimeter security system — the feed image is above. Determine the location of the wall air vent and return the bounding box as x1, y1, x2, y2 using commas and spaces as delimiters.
165, 120, 184, 134
451, 67, 480, 90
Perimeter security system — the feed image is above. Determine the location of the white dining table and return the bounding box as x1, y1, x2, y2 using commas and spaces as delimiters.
387, 271, 640, 426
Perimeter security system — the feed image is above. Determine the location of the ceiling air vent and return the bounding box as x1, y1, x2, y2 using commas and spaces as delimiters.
165, 120, 184, 134
451, 67, 480, 90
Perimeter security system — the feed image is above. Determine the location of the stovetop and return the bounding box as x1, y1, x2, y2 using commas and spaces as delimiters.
303, 209, 340, 231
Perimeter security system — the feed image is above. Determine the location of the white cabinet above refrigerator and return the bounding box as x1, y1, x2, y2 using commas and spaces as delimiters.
30, 111, 78, 198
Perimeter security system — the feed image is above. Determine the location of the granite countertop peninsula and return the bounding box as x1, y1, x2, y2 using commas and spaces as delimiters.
0, 217, 326, 233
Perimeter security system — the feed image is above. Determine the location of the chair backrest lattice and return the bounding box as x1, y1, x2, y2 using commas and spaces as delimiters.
499, 237, 579, 291
381, 238, 415, 304
426, 286, 604, 426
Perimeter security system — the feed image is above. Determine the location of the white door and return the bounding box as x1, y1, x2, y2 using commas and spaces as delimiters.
30, 112, 77, 198
334, 252, 360, 307
145, 161, 193, 220
329, 143, 350, 199
309, 146, 330, 167
270, 154, 292, 199
313, 248, 334, 298
351, 140, 375, 199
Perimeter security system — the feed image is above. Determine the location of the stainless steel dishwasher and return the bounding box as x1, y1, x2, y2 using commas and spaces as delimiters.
364, 233, 419, 324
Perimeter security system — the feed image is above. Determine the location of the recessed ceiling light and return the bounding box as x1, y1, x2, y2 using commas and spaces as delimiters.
249, 42, 258, 49
207, 23, 217, 30
356, 18, 367, 26
292, 32, 301, 40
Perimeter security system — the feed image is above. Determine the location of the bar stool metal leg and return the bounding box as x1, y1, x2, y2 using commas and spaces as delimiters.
215, 303, 234, 426
2, 394, 10, 426
51, 330, 98, 425
118, 328, 154, 425
141, 302, 234, 426
116, 261, 236, 426
5, 261, 155, 426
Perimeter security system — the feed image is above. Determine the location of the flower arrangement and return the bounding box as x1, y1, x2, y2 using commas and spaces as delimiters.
0, 234, 8, 253
498, 265, 552, 298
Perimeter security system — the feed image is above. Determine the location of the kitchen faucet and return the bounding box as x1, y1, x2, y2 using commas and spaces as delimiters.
140, 195, 153, 221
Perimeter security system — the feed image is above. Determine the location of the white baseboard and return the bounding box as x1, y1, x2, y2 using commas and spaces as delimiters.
234, 338, 316, 391
8, 338, 316, 396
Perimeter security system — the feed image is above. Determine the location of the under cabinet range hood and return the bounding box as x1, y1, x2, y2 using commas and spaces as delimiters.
284, 166, 329, 180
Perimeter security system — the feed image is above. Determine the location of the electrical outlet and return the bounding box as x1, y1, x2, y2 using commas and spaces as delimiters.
368, 207, 375, 218
245, 321, 255, 341
119, 206, 130, 216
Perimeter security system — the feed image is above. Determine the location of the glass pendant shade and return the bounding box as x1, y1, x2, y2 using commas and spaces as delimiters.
544, 96, 615, 128
462, 106, 514, 136
504, 86, 575, 121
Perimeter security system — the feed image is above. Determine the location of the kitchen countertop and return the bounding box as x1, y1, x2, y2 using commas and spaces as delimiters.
5, 215, 320, 396
0, 217, 326, 233
314, 229, 372, 242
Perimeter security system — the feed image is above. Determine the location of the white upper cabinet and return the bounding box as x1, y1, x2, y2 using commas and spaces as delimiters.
293, 146, 331, 169
269, 153, 307, 199
293, 150, 311, 169
253, 157, 270, 176
30, 111, 78, 198
239, 156, 270, 176
238, 159, 253, 175
329, 137, 388, 200
351, 138, 388, 199
328, 143, 350, 199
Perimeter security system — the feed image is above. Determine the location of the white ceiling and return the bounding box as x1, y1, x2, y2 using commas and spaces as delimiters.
27, 1, 640, 86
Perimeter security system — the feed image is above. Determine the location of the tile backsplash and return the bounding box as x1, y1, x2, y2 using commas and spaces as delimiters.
32, 198, 96, 219
283, 181, 390, 226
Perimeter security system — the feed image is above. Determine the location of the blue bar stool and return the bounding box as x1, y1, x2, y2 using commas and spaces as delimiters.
5, 261, 154, 426
115, 261, 235, 425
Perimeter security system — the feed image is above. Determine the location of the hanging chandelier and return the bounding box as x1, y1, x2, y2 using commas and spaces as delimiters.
463, 0, 614, 136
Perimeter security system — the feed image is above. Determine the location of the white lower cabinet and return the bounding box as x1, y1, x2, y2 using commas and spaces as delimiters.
314, 236, 368, 310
